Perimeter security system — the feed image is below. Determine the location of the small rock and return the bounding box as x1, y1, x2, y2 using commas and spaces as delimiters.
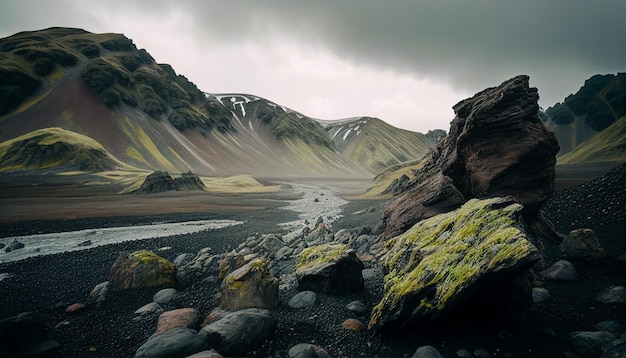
5, 239, 25, 253
185, 350, 224, 358
532, 287, 551, 303
156, 308, 202, 333
570, 331, 617, 358
474, 348, 490, 358
341, 318, 366, 331
134, 302, 164, 322
456, 349, 472, 357
346, 300, 368, 314
153, 288, 179, 310
595, 321, 624, 336
540, 260, 578, 281
412, 345, 444, 358
135, 327, 208, 358
199, 308, 277, 356
77, 240, 92, 247
288, 343, 331, 358
65, 303, 85, 313
86, 281, 109, 306
596, 286, 626, 304
288, 291, 317, 309
560, 228, 605, 260
202, 307, 230, 327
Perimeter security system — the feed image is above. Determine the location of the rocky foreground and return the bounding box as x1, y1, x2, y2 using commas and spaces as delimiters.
0, 163, 624, 358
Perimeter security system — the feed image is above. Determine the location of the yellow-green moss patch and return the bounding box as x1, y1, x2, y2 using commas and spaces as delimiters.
296, 244, 350, 273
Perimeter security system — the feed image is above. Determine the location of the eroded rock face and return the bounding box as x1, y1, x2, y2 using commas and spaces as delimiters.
382, 75, 560, 239
370, 197, 540, 331
137, 171, 205, 194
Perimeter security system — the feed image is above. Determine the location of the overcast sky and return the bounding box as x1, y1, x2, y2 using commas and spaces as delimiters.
1, 1, 624, 133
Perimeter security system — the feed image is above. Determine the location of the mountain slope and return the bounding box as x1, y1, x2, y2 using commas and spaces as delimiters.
542, 73, 626, 154
558, 116, 626, 164
321, 117, 438, 173
0, 27, 440, 179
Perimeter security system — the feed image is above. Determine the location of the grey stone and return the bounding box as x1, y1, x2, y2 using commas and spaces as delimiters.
5, 239, 25, 252
288, 343, 331, 358
199, 308, 276, 356
540, 260, 578, 281
176, 248, 223, 288
570, 331, 617, 358
185, 350, 224, 358
411, 345, 444, 358
134, 327, 208, 358
596, 286, 626, 304
153, 288, 179, 310
456, 349, 472, 357
595, 321, 624, 336
87, 281, 110, 306
474, 348, 491, 358
288, 291, 317, 309
601, 339, 626, 358
134, 302, 165, 322
346, 300, 368, 314
532, 287, 551, 303
560, 228, 605, 260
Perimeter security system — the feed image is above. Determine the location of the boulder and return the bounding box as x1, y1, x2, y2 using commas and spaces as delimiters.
560, 228, 605, 260
199, 308, 277, 356
109, 250, 176, 290
156, 308, 202, 333
570, 331, 617, 358
382, 75, 560, 240
134, 327, 208, 358
295, 243, 364, 294
596, 286, 626, 304
153, 288, 180, 310
86, 281, 110, 306
370, 197, 540, 331
176, 248, 223, 288
539, 260, 578, 281
288, 290, 317, 309
288, 343, 331, 358
411, 345, 444, 358
220, 258, 279, 311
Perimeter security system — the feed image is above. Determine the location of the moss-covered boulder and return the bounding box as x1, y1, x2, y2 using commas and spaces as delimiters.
370, 197, 540, 331
220, 258, 279, 311
295, 244, 364, 294
109, 250, 176, 290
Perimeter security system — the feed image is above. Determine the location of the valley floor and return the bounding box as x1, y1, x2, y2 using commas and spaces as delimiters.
0, 164, 624, 357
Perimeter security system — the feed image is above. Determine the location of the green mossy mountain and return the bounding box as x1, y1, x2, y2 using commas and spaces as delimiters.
0, 27, 442, 178
0, 127, 119, 172
558, 116, 626, 164
370, 197, 540, 330
543, 73, 626, 154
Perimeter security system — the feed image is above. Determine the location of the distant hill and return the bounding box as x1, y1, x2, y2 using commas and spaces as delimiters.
558, 116, 626, 164
542, 73, 626, 154
0, 27, 437, 179
320, 117, 438, 173
0, 127, 121, 172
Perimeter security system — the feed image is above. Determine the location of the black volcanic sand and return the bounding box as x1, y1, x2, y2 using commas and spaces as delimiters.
0, 165, 625, 358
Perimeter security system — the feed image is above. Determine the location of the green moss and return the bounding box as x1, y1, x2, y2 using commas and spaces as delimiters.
296, 244, 349, 273
369, 197, 538, 329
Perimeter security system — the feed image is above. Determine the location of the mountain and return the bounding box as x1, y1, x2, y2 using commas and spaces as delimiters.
320, 117, 438, 173
0, 27, 436, 179
542, 73, 626, 154
557, 115, 626, 164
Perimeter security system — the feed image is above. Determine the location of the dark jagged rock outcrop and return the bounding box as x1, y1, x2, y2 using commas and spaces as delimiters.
136, 171, 206, 194
382, 75, 560, 239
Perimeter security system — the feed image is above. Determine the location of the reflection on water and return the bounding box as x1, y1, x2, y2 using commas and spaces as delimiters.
0, 219, 243, 264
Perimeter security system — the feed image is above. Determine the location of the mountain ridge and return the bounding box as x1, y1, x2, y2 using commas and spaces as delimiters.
0, 27, 438, 180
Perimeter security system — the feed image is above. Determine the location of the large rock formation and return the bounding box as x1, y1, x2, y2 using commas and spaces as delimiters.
136, 171, 206, 193
370, 197, 540, 331
382, 75, 560, 239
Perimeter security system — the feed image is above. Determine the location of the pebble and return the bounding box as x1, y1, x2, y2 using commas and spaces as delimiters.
341, 318, 366, 332
288, 290, 317, 309
532, 287, 551, 303
346, 300, 368, 314
66, 303, 85, 313
539, 260, 578, 281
